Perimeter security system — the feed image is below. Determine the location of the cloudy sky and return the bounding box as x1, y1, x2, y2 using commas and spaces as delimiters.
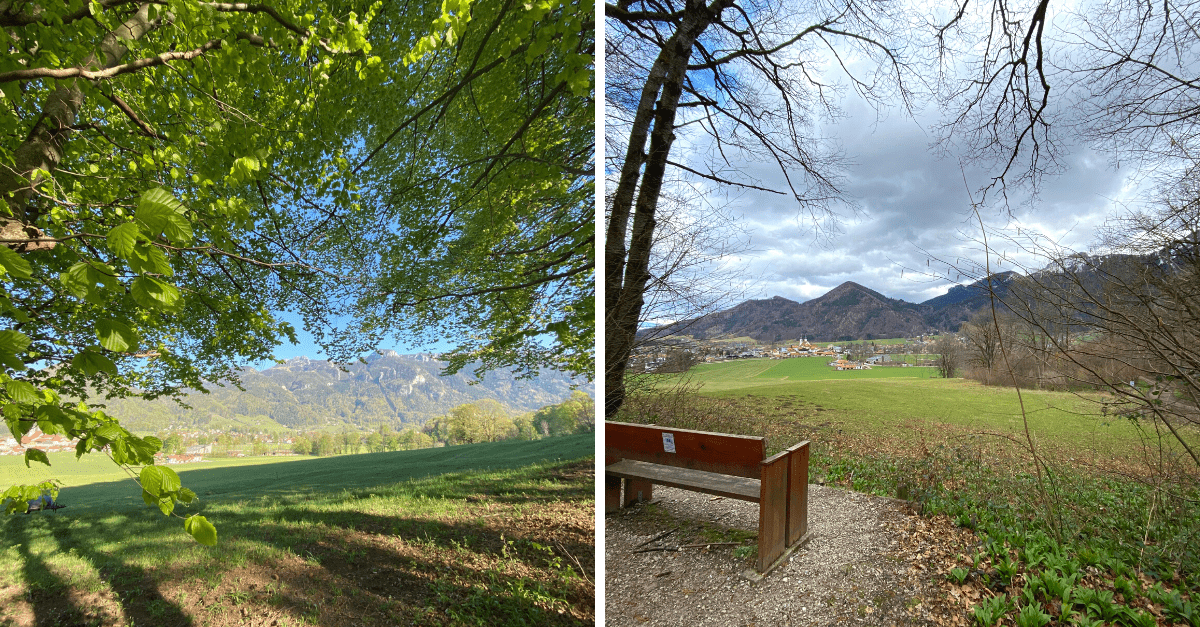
695, 92, 1143, 307
623, 0, 1173, 311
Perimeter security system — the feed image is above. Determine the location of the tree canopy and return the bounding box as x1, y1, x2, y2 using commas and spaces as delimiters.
325, 0, 595, 381
1, 0, 593, 542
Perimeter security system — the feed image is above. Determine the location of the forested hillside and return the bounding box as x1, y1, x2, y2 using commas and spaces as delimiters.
98, 351, 582, 432
643, 275, 1020, 342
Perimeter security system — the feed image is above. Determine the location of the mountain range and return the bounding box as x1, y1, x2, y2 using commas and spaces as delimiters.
646, 273, 1020, 343
101, 351, 584, 433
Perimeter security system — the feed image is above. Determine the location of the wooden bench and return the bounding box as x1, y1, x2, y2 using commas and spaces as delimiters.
605, 421, 810, 574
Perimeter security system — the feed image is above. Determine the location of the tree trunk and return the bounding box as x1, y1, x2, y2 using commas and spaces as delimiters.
1, 4, 156, 245
604, 0, 728, 418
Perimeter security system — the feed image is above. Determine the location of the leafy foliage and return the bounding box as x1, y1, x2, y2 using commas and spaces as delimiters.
972, 593, 1009, 626
0, 0, 388, 538
0, 0, 592, 542
427, 391, 592, 445
314, 0, 595, 381
1012, 601, 1051, 627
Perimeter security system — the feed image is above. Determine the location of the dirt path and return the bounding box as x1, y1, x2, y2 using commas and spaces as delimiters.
605, 484, 974, 626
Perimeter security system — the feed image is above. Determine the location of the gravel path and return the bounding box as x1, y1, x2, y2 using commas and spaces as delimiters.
605, 484, 957, 626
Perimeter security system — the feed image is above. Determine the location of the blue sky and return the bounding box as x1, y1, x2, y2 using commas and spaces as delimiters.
248, 310, 456, 370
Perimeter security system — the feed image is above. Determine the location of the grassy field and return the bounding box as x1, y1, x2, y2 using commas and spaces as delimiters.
726, 378, 1139, 459
2, 454, 312, 504
679, 356, 937, 392
648, 358, 1141, 466
0, 434, 594, 627
754, 356, 938, 381
2, 438, 590, 513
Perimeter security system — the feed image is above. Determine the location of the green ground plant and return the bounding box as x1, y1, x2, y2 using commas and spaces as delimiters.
972, 593, 1010, 626
1161, 590, 1199, 625
1013, 601, 1052, 627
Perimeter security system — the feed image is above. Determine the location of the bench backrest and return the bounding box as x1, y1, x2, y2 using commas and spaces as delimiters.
606, 421, 766, 479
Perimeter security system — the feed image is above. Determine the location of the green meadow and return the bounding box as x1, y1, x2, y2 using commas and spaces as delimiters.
2, 437, 591, 513
682, 355, 938, 392
757, 355, 934, 383
657, 357, 1137, 459
0, 434, 594, 627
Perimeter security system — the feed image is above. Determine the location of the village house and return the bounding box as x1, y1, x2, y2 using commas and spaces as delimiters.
156, 453, 205, 464
0, 427, 77, 456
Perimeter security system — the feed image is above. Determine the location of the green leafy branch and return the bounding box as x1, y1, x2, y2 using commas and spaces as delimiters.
1, 396, 216, 544
0, 189, 219, 543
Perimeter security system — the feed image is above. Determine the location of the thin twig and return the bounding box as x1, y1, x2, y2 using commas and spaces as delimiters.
553, 539, 594, 587
635, 527, 679, 548
965, 166, 1063, 541
633, 546, 679, 553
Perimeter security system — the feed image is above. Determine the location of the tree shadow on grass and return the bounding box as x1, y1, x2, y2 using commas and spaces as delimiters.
49, 519, 195, 627
8, 522, 93, 627
160, 460, 594, 625
5, 514, 196, 627
4, 455, 594, 626
195, 503, 594, 626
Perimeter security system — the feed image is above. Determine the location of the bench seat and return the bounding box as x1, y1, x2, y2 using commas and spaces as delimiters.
605, 459, 761, 502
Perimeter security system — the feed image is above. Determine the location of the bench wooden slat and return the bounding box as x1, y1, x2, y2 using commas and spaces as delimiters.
606, 421, 765, 479
605, 459, 761, 502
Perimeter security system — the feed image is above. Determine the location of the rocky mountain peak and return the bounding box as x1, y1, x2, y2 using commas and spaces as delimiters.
102, 351, 584, 431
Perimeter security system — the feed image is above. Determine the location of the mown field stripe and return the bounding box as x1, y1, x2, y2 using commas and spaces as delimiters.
0, 434, 593, 513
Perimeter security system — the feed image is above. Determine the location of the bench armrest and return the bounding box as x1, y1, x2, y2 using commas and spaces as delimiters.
784, 441, 810, 545
757, 440, 811, 572
757, 449, 790, 571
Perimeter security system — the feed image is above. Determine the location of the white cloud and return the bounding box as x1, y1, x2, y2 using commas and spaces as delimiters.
675, 96, 1136, 305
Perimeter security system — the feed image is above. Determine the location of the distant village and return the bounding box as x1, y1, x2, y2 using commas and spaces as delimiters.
629, 335, 943, 373
0, 427, 297, 461
0, 393, 590, 459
